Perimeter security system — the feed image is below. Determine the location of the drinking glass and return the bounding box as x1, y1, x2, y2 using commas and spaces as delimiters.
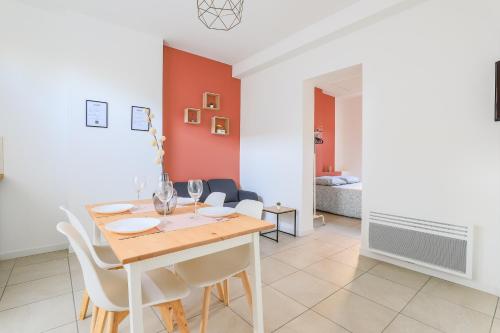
134, 176, 146, 200
188, 179, 203, 217
156, 180, 174, 216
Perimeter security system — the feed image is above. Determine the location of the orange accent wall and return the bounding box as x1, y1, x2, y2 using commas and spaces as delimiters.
163, 47, 241, 183
314, 87, 335, 175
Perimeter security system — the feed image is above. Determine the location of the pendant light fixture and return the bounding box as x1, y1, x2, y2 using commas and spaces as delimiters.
197, 0, 244, 31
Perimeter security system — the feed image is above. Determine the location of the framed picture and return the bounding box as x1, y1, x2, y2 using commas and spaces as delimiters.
131, 106, 151, 131
86, 100, 108, 128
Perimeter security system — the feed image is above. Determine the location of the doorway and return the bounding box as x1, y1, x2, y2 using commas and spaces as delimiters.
306, 64, 363, 235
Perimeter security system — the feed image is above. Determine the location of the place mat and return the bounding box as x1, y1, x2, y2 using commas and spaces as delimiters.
131, 203, 156, 214
157, 213, 233, 233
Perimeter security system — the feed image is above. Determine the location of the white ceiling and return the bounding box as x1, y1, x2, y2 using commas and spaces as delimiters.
19, 0, 360, 64
316, 64, 362, 97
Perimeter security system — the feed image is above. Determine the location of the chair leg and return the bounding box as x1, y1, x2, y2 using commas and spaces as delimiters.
157, 303, 175, 333
200, 286, 212, 333
216, 283, 225, 303
79, 289, 91, 320
238, 271, 253, 310
106, 311, 128, 333
222, 279, 229, 306
105, 312, 115, 333
172, 300, 189, 333
93, 309, 107, 333
90, 306, 99, 332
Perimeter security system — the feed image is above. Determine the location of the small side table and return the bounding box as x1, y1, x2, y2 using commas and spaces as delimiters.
260, 206, 297, 242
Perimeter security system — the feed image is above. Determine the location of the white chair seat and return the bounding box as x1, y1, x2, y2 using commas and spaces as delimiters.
175, 245, 250, 288
101, 268, 190, 312
94, 245, 121, 269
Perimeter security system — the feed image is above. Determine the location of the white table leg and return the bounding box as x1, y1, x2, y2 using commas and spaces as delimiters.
250, 232, 264, 333
93, 223, 102, 245
126, 263, 144, 333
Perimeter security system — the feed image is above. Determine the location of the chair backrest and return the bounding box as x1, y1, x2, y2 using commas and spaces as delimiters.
235, 199, 264, 220
56, 222, 126, 312
204, 192, 226, 207
59, 206, 116, 269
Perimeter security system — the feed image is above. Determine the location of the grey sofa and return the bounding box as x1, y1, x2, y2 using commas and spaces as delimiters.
173, 179, 258, 208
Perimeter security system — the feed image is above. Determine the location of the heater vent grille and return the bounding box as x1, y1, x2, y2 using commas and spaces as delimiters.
368, 212, 472, 277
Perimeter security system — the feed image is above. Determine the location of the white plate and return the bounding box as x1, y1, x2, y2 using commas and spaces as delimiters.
91, 203, 135, 214
198, 206, 236, 218
104, 218, 160, 234
177, 197, 195, 206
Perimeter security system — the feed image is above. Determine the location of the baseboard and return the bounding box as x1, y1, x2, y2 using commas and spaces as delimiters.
360, 247, 500, 297
0, 243, 69, 260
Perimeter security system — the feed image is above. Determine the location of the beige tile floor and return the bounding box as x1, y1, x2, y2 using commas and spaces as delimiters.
0, 212, 499, 333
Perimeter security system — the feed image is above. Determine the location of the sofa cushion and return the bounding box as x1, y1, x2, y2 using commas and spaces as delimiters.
207, 179, 238, 203
174, 180, 210, 202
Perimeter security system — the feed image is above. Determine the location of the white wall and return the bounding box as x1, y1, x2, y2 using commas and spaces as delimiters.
240, 0, 500, 295
335, 95, 362, 178
0, 1, 163, 259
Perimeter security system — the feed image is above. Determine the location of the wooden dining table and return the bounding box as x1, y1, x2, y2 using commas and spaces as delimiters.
86, 199, 274, 333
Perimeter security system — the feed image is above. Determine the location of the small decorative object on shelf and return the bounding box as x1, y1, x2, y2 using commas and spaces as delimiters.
276, 202, 281, 210
184, 108, 201, 124
211, 116, 229, 135
203, 92, 220, 110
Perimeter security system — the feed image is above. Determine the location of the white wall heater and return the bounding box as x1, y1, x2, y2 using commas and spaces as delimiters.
368, 211, 473, 279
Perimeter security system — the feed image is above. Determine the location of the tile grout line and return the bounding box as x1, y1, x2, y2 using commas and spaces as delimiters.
0, 259, 17, 302
381, 275, 437, 333
66, 253, 80, 333
2, 271, 71, 288
258, 284, 310, 333
5, 267, 70, 288
489, 298, 499, 333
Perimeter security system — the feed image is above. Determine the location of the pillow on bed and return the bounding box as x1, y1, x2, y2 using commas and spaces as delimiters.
339, 175, 361, 184
316, 176, 347, 186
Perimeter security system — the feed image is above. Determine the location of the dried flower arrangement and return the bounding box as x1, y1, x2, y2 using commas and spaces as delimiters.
144, 109, 166, 170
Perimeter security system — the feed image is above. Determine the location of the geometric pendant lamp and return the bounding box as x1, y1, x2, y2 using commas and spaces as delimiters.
197, 0, 244, 31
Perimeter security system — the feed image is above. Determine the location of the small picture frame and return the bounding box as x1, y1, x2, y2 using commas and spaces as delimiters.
86, 100, 108, 128
131, 106, 151, 131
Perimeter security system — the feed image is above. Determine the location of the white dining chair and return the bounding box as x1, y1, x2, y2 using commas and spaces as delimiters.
204, 192, 226, 207
60, 206, 122, 320
174, 199, 263, 333
57, 222, 191, 333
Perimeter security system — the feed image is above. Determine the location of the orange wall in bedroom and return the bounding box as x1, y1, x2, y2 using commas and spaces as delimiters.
314, 87, 335, 175
163, 46, 241, 183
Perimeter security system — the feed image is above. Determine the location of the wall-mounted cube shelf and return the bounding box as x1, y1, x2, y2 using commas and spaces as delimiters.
211, 116, 229, 136
203, 92, 220, 110
184, 108, 201, 124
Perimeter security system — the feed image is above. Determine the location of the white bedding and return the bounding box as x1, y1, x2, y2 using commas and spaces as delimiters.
316, 182, 362, 218
336, 182, 362, 191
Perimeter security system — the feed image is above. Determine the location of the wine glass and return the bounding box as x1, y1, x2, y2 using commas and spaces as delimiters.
134, 176, 146, 200
156, 180, 174, 216
188, 179, 203, 217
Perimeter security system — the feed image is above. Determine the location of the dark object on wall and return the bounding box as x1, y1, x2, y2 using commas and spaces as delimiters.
131, 106, 150, 131
86, 100, 108, 128
496, 61, 500, 121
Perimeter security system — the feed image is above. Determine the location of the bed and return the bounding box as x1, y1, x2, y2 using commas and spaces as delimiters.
316, 181, 362, 219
